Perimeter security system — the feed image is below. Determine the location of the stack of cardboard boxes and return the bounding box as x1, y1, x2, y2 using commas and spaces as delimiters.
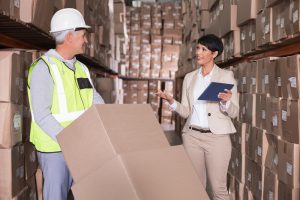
0, 51, 38, 199
124, 2, 183, 79
122, 79, 175, 123
230, 55, 300, 199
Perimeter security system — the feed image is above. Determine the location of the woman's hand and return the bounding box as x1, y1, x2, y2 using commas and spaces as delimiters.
156, 89, 174, 104
218, 89, 232, 103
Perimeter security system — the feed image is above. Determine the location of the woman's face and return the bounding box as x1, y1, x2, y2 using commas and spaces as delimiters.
195, 44, 217, 66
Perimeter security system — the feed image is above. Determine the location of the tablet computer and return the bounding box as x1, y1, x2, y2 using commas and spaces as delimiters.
198, 82, 234, 101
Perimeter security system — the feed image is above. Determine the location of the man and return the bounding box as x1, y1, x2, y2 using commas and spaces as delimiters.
27, 8, 104, 200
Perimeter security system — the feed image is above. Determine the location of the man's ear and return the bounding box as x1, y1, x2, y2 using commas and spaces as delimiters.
64, 32, 73, 44
213, 51, 218, 58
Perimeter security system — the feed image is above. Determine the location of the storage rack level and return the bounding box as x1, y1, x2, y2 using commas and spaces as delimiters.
0, 11, 117, 75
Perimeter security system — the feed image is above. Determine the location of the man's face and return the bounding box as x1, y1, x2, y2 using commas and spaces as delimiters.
70, 29, 88, 55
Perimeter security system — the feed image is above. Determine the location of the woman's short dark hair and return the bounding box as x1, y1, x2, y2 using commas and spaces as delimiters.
197, 34, 223, 56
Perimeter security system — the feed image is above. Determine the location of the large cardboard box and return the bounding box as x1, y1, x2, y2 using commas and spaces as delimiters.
57, 105, 209, 199
253, 128, 268, 166
278, 139, 300, 188
0, 144, 25, 199
237, 0, 257, 26
281, 99, 300, 143
0, 52, 24, 105
0, 103, 23, 148
72, 146, 209, 200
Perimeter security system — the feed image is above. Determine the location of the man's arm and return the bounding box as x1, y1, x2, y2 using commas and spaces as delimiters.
30, 60, 64, 141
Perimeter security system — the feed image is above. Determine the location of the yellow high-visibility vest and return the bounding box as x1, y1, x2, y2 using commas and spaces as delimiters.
27, 55, 93, 152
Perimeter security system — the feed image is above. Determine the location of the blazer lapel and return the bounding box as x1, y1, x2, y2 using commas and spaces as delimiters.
211, 64, 222, 82
188, 69, 199, 107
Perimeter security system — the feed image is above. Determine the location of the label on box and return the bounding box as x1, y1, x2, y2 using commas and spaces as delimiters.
293, 10, 299, 23
281, 18, 285, 28
277, 77, 282, 86
252, 78, 256, 85
262, 110, 266, 119
30, 151, 36, 162
14, 0, 20, 8
268, 191, 274, 200
241, 33, 246, 40
265, 75, 269, 84
243, 106, 246, 114
276, 17, 280, 26
252, 33, 256, 41
272, 115, 278, 126
16, 165, 24, 179
262, 16, 266, 23
265, 24, 270, 34
259, 181, 262, 190
257, 146, 262, 157
13, 113, 22, 131
219, 3, 224, 11
235, 158, 239, 166
273, 154, 278, 166
242, 77, 246, 84
287, 162, 293, 175
288, 77, 297, 88
231, 162, 235, 169
282, 110, 287, 121
248, 173, 252, 181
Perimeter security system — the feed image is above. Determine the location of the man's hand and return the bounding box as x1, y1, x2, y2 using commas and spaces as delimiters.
155, 89, 174, 104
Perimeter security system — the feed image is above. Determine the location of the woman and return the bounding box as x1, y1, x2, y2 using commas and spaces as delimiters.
156, 34, 238, 200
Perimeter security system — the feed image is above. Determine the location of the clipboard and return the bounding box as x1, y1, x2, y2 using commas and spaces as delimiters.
198, 82, 234, 101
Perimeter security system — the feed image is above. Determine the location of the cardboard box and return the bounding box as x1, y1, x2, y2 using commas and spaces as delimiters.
0, 52, 24, 105
289, 0, 300, 36
281, 99, 300, 143
270, 58, 283, 98
283, 55, 300, 100
253, 128, 268, 166
20, 0, 55, 33
137, 90, 148, 104
278, 181, 300, 200
272, 1, 289, 42
235, 151, 246, 184
263, 167, 279, 200
245, 157, 254, 189
237, 0, 257, 26
256, 8, 273, 47
57, 105, 209, 200
245, 126, 256, 161
278, 139, 300, 188
265, 133, 279, 174
0, 144, 25, 199
279, 57, 288, 98
252, 162, 263, 199
0, 103, 23, 148
220, 0, 238, 37
266, 97, 282, 137
71, 146, 209, 200
223, 30, 241, 60
256, 94, 267, 129
24, 142, 38, 180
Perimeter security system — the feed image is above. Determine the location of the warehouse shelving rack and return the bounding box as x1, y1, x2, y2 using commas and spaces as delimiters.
0, 11, 117, 76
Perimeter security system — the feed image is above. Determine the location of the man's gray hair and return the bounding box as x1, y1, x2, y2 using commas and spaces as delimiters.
51, 29, 75, 44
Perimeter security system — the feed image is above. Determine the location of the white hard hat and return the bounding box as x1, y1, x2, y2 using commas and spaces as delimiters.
50, 8, 91, 33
